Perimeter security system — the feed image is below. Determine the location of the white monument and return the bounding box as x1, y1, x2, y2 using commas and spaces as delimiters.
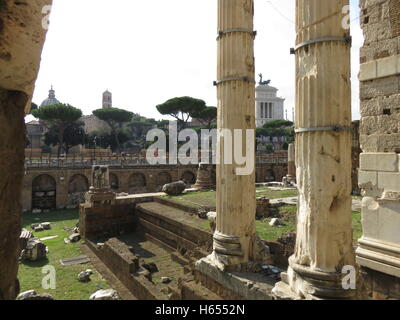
255, 75, 285, 128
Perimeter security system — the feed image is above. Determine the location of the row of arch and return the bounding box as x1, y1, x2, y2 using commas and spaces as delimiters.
31, 170, 197, 209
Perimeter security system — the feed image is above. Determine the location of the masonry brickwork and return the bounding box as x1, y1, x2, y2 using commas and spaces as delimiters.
356, 0, 400, 300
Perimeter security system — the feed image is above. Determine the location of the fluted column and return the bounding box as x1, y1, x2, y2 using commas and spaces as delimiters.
274, 0, 356, 299
210, 0, 257, 270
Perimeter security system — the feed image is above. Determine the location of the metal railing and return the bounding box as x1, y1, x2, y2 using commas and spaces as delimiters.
25, 153, 288, 169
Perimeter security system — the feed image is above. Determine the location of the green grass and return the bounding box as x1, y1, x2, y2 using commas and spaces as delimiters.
255, 206, 363, 243
256, 205, 297, 241
352, 211, 363, 242
19, 209, 111, 300
256, 187, 299, 199
161, 187, 299, 210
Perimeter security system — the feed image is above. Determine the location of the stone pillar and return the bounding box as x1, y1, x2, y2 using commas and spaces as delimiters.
193, 163, 216, 191
273, 0, 356, 299
210, 0, 259, 270
286, 143, 296, 184
0, 0, 52, 300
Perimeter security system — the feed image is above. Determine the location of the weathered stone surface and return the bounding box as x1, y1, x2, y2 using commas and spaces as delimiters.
16, 290, 54, 301
193, 163, 216, 190
256, 197, 269, 218
68, 233, 81, 243
0, 0, 53, 112
77, 270, 93, 283
162, 181, 186, 196
20, 229, 34, 251
21, 238, 47, 261
269, 218, 280, 227
90, 289, 119, 300
273, 0, 356, 300
0, 89, 29, 300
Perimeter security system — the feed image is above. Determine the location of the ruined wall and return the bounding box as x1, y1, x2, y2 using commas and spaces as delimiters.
79, 203, 138, 239
356, 0, 400, 300
0, 0, 52, 300
22, 163, 286, 211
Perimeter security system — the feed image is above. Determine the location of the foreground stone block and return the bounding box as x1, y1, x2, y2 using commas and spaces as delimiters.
90, 289, 119, 300
162, 181, 186, 196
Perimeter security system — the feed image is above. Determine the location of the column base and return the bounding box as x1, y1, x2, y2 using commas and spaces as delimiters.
195, 254, 275, 300
211, 231, 272, 272
272, 256, 357, 300
356, 237, 400, 278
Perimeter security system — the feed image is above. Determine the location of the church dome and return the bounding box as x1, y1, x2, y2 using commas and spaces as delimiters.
40, 86, 61, 107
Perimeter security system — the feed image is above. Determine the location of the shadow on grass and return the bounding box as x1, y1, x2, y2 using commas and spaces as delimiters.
21, 257, 50, 268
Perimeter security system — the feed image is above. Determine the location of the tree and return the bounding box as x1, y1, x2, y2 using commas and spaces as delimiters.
87, 129, 130, 152
92, 108, 133, 152
156, 96, 206, 130
191, 106, 217, 129
31, 103, 83, 156
44, 121, 87, 154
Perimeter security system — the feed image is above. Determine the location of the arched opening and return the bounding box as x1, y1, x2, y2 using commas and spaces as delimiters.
128, 173, 147, 194
181, 171, 196, 185
157, 172, 172, 191
109, 173, 119, 192
32, 174, 57, 210
68, 174, 89, 207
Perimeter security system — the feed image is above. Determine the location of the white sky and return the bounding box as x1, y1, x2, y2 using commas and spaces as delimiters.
28, 0, 363, 123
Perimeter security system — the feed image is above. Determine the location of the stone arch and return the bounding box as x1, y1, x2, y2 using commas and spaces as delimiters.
68, 174, 89, 207
181, 171, 196, 185
109, 173, 119, 192
128, 173, 147, 194
32, 174, 57, 210
157, 172, 172, 191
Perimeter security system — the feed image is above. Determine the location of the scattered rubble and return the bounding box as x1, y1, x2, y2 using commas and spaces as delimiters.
17, 290, 54, 301
269, 218, 280, 227
162, 181, 186, 196
78, 269, 93, 283
89, 289, 120, 300
20, 238, 47, 261
161, 277, 171, 284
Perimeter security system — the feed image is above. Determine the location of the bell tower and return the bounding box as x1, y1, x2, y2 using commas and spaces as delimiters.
102, 90, 112, 108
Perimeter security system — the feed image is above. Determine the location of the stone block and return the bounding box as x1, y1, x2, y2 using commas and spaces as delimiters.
361, 197, 379, 239
360, 75, 399, 100
360, 153, 399, 172
359, 170, 378, 190
377, 202, 400, 244
378, 172, 400, 191
377, 55, 399, 78
359, 61, 377, 81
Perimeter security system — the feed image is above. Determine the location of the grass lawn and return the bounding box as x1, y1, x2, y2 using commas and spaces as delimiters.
255, 206, 363, 244
161, 187, 299, 210
19, 209, 111, 300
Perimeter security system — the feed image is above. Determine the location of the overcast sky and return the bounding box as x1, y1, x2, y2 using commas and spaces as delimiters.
28, 0, 363, 123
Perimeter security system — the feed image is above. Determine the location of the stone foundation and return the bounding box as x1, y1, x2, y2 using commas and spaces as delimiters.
79, 203, 138, 239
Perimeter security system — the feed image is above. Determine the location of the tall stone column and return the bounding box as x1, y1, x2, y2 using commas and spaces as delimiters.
0, 0, 52, 299
286, 143, 296, 183
273, 0, 356, 299
210, 0, 258, 270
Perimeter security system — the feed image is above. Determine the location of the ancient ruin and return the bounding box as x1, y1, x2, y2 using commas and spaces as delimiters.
0, 0, 399, 303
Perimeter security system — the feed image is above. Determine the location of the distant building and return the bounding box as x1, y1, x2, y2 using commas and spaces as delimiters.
103, 90, 112, 108
27, 86, 61, 149
40, 86, 60, 107
255, 77, 285, 128
26, 120, 46, 149
81, 114, 108, 134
